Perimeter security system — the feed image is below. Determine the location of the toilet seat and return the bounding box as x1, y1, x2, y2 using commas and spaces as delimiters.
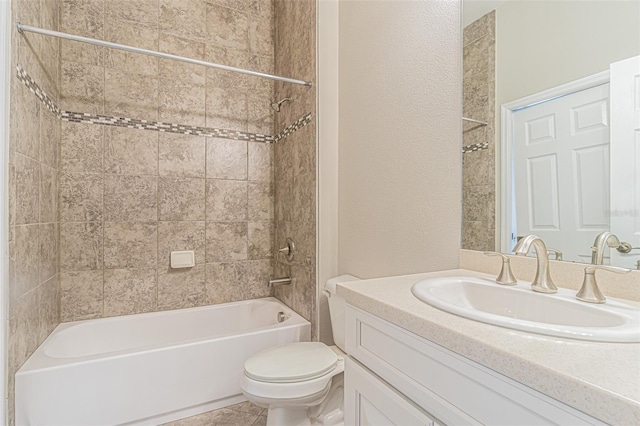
241, 343, 345, 400
245, 342, 339, 383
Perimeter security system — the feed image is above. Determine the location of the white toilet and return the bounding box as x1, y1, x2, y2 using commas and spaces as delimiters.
241, 275, 360, 426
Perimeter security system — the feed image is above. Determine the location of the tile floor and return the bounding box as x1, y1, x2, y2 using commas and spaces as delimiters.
162, 402, 267, 426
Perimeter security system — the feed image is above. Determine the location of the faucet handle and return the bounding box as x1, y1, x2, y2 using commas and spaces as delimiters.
576, 265, 632, 304
483, 252, 517, 285
547, 248, 563, 261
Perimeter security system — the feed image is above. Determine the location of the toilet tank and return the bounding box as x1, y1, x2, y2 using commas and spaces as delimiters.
324, 275, 361, 351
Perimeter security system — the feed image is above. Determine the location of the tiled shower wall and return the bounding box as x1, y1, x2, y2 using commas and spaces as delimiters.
57, 0, 276, 320
272, 0, 316, 338
8, 0, 61, 423
461, 11, 496, 252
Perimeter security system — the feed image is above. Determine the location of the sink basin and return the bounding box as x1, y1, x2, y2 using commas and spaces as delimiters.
411, 277, 640, 342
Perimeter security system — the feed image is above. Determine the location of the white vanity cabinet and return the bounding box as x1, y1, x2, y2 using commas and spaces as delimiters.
344, 305, 606, 426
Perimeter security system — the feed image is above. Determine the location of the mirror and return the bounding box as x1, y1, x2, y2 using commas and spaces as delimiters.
461, 0, 640, 269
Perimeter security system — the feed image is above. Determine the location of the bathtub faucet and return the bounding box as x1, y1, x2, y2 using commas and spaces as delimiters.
268, 276, 292, 287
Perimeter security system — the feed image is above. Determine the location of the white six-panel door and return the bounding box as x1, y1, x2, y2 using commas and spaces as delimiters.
513, 84, 610, 263
610, 55, 640, 270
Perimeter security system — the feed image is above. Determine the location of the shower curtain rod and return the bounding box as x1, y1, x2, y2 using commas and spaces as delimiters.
17, 23, 313, 87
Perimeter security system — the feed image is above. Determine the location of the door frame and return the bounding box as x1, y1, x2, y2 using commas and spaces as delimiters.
0, 0, 11, 422
499, 71, 610, 253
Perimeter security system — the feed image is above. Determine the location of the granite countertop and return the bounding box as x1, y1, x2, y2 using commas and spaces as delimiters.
337, 268, 640, 425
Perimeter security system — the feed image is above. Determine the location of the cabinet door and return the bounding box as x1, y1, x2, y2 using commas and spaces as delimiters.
345, 357, 435, 426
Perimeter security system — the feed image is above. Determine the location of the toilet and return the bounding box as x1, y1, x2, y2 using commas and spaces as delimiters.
241, 275, 360, 426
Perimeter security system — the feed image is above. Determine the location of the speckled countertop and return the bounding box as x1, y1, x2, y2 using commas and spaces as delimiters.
337, 269, 640, 425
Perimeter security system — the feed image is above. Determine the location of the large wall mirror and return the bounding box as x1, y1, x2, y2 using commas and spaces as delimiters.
461, 0, 640, 269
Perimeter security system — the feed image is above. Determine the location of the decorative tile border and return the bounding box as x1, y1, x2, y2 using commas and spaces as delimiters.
462, 142, 489, 154
17, 64, 61, 118
274, 113, 312, 142
17, 64, 311, 144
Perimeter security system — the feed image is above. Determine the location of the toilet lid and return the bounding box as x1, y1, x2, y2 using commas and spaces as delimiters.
244, 342, 338, 383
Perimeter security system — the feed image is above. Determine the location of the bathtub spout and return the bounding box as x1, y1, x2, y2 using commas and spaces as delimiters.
268, 277, 292, 287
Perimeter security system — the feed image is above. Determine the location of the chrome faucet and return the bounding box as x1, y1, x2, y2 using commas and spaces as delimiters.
591, 232, 621, 265
513, 235, 558, 294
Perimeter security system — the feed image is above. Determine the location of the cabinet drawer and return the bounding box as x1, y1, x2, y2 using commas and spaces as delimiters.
345, 357, 438, 426
345, 305, 604, 426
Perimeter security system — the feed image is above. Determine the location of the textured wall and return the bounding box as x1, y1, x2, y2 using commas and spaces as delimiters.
8, 0, 61, 423
272, 0, 316, 337
58, 0, 276, 321
461, 11, 496, 252
337, 0, 462, 279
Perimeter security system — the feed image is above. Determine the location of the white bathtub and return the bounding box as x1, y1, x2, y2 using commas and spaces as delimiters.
16, 297, 310, 426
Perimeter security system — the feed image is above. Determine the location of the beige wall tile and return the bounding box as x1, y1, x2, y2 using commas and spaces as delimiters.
14, 74, 41, 161
247, 94, 273, 135
8, 290, 38, 376
39, 164, 57, 223
103, 222, 157, 269
291, 172, 314, 223
38, 223, 58, 283
205, 262, 245, 304
206, 179, 247, 221
157, 221, 206, 267
60, 122, 104, 173
61, 38, 104, 67
293, 130, 314, 176
158, 82, 206, 127
158, 177, 206, 221
245, 260, 271, 299
158, 133, 206, 178
14, 224, 40, 299
104, 18, 159, 76
104, 268, 157, 316
104, 175, 158, 221
60, 270, 104, 321
248, 142, 272, 182
105, 0, 158, 25
157, 264, 206, 310
291, 220, 314, 268
38, 275, 60, 340
60, 0, 104, 37
205, 45, 256, 91
206, 3, 249, 50
39, 110, 59, 168
206, 87, 248, 122
15, 154, 40, 225
60, 222, 103, 271
247, 181, 273, 221
9, 165, 15, 241
59, 173, 103, 222
104, 68, 158, 121
61, 61, 104, 113
248, 14, 273, 56
248, 222, 272, 260
206, 138, 247, 180
206, 222, 248, 262
159, 0, 207, 41
104, 127, 158, 175
159, 37, 206, 75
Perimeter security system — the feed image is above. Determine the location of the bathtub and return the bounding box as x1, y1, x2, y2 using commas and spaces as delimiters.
15, 297, 310, 426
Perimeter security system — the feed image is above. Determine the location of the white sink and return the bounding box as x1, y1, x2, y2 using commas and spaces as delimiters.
411, 276, 640, 342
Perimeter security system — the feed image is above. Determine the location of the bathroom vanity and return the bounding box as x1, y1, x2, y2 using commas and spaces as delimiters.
338, 269, 640, 425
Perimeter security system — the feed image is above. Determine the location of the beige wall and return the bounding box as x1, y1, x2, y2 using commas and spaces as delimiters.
8, 0, 61, 423
496, 0, 640, 109
272, 0, 317, 337
57, 0, 276, 321
337, 0, 462, 279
